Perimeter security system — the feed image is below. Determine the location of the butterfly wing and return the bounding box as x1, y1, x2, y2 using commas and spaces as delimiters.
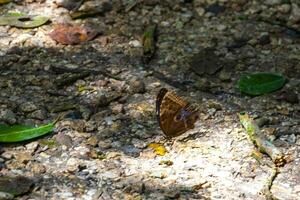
156, 88, 198, 137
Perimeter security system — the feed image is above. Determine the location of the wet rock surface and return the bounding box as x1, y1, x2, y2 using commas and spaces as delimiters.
0, 0, 299, 199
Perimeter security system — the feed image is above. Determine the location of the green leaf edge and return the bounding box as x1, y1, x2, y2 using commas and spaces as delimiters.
0, 123, 54, 143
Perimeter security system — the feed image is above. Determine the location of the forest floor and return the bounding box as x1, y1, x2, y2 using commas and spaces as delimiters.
0, 0, 299, 199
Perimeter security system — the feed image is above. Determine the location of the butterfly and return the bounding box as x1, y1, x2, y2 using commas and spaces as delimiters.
156, 88, 199, 138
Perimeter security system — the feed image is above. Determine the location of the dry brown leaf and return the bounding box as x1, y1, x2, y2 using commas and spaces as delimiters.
49, 23, 98, 45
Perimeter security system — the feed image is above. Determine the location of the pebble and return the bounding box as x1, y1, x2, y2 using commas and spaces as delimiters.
289, 3, 300, 23
96, 93, 109, 107
218, 70, 232, 81
28, 109, 48, 120
0, 109, 17, 124
278, 4, 291, 14
31, 162, 46, 174
0, 192, 14, 200
14, 152, 32, 164
86, 136, 99, 146
66, 158, 79, 172
129, 40, 142, 48
265, 0, 281, 5
19, 102, 38, 113
26, 141, 39, 153
98, 140, 112, 149
55, 132, 73, 147
111, 104, 124, 114
129, 77, 146, 94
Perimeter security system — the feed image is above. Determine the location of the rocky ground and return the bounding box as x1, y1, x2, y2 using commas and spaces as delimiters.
0, 0, 299, 199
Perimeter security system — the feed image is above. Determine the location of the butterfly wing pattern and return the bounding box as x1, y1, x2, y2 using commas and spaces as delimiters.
156, 88, 199, 137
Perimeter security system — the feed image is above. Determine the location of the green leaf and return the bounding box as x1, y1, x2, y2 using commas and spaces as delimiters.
0, 12, 49, 28
0, 123, 54, 142
237, 72, 286, 96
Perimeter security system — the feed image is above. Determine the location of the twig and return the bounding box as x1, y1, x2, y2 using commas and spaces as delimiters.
239, 112, 286, 167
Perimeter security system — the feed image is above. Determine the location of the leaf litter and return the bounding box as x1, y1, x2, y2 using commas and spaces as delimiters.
49, 23, 99, 45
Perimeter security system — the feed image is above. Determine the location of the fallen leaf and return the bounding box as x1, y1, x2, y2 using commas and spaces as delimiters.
49, 23, 99, 45
0, 12, 49, 28
237, 72, 286, 96
189, 48, 223, 75
148, 143, 167, 156
0, 123, 54, 143
0, 0, 11, 4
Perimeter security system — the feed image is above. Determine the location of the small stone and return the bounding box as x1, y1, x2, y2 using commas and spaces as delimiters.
0, 109, 16, 124
14, 152, 32, 164
28, 109, 48, 120
0, 176, 33, 196
65, 63, 79, 69
195, 7, 205, 16
218, 70, 231, 81
96, 94, 109, 107
121, 145, 141, 157
181, 11, 193, 23
189, 49, 223, 75
56, 0, 83, 10
19, 102, 38, 113
66, 158, 79, 172
98, 140, 112, 149
265, 0, 281, 5
55, 132, 73, 147
129, 40, 142, 48
255, 117, 269, 127
289, 3, 300, 23
275, 90, 299, 104
1, 151, 13, 159
129, 77, 146, 94
287, 134, 296, 144
26, 141, 39, 153
111, 104, 124, 114
164, 190, 180, 199
194, 78, 210, 91
217, 24, 227, 31
79, 106, 92, 120
205, 3, 226, 15
258, 33, 271, 45
87, 136, 99, 146
278, 4, 291, 14
31, 162, 46, 174
0, 192, 14, 200
111, 141, 122, 148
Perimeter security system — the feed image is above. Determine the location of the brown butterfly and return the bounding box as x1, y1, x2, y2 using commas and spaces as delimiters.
156, 88, 199, 138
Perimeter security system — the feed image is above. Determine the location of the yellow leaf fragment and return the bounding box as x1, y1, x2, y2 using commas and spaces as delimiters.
148, 143, 167, 156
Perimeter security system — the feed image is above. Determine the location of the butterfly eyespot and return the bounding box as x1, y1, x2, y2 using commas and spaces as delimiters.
174, 114, 181, 122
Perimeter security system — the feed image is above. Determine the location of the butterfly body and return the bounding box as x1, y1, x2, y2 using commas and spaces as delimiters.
156, 88, 199, 138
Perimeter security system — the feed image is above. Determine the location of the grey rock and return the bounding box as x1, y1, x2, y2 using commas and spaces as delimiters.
0, 109, 16, 124
129, 77, 146, 94
289, 3, 300, 23
19, 102, 38, 113
265, 0, 281, 5
28, 109, 48, 120
0, 192, 14, 200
